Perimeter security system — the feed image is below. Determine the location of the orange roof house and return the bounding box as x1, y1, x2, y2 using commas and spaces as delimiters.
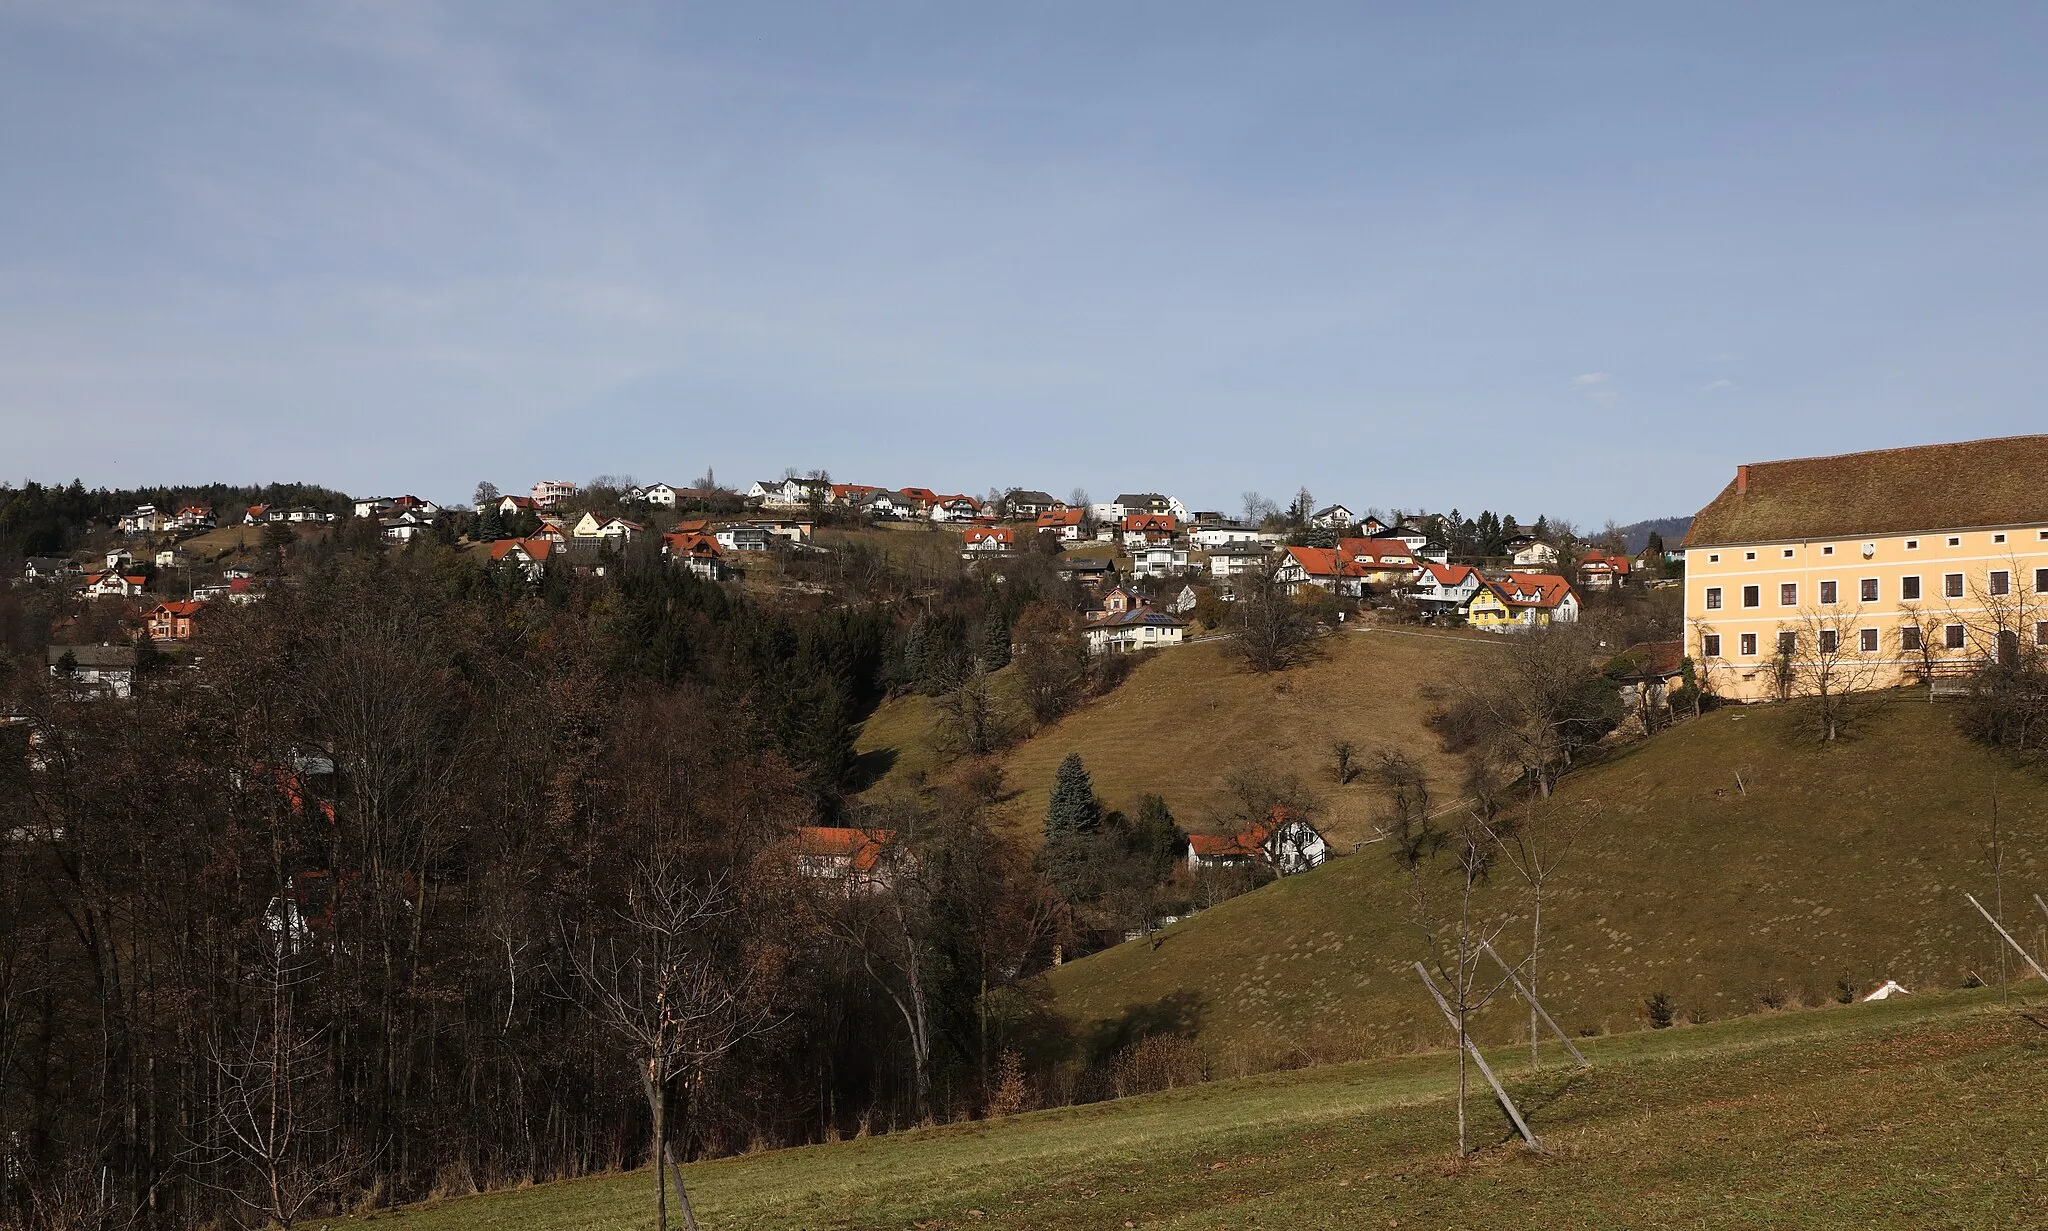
146, 600, 205, 641
796, 826, 898, 888
1186, 807, 1327, 876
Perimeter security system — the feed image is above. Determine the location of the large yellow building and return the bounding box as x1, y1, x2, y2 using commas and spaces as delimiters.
1684, 436, 2048, 703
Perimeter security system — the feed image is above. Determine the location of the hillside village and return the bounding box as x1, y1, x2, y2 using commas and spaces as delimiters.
3, 436, 2046, 1230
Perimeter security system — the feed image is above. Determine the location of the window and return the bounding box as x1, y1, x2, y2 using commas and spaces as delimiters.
1860, 628, 1878, 653
1742, 585, 1760, 608
1947, 537, 1961, 547
1990, 570, 2010, 596
1782, 548, 1795, 558
1944, 573, 1965, 599
1745, 551, 1757, 561
1901, 625, 1922, 651
2037, 621, 2048, 648
1780, 582, 1797, 606
1993, 533, 2007, 544
1703, 634, 1722, 657
1705, 586, 1723, 610
1945, 624, 1967, 650
1778, 631, 1797, 655
1860, 578, 1878, 603
1708, 553, 1720, 563
1819, 580, 1838, 604
1905, 539, 1919, 550
1819, 629, 1839, 654
1739, 633, 1757, 656
2037, 568, 2048, 594
1823, 545, 1835, 556
1902, 575, 1922, 601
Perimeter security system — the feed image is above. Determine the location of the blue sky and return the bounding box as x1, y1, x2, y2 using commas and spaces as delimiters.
3, 2, 2045, 525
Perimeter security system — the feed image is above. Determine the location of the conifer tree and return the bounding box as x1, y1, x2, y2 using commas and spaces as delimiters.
1042, 753, 1103, 901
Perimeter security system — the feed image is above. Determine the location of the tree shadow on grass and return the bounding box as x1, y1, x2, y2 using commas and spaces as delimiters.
1081, 990, 1209, 1067
847, 746, 897, 793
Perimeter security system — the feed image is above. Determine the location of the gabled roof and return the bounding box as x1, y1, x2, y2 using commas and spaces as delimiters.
1337, 537, 1417, 567
1685, 434, 2048, 546
1417, 562, 1480, 587
153, 600, 203, 618
1189, 807, 1316, 860
1037, 509, 1086, 526
662, 531, 724, 558
796, 826, 895, 872
1085, 607, 1188, 630
1579, 550, 1631, 572
489, 537, 554, 562
963, 526, 1014, 544
1006, 489, 1057, 504
1483, 573, 1575, 609
1122, 513, 1177, 532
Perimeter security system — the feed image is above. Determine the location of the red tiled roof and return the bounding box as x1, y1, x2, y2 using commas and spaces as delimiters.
1418, 562, 1479, 586
1337, 537, 1417, 567
797, 826, 895, 872
964, 526, 1014, 545
489, 538, 555, 562
1037, 509, 1086, 527
1485, 573, 1575, 608
1121, 513, 1177, 534
155, 600, 203, 618
1579, 550, 1631, 573
662, 531, 724, 558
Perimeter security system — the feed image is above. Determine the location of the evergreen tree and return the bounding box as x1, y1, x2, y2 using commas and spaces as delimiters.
1042, 753, 1103, 901
980, 615, 1012, 670
476, 506, 506, 542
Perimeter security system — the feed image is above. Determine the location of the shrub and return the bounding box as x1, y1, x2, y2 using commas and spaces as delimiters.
1108, 1034, 1208, 1098
986, 1050, 1032, 1118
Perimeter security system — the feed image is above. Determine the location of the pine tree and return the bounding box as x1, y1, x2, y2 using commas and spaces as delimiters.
1042, 753, 1104, 901
980, 616, 1012, 670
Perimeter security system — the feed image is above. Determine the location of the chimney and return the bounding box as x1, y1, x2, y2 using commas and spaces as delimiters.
1735, 464, 1749, 494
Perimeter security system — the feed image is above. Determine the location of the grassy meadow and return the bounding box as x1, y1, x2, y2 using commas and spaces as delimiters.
1047, 693, 2048, 1059
372, 985, 2048, 1230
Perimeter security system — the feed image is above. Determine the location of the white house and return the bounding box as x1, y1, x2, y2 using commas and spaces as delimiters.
1083, 587, 1189, 654
1129, 544, 1190, 578
1192, 523, 1264, 548
1409, 562, 1486, 617
571, 512, 641, 542
1035, 509, 1088, 541
85, 571, 145, 598
749, 478, 828, 509
47, 645, 139, 700
1309, 504, 1354, 530
1510, 539, 1559, 568
1186, 810, 1327, 876
715, 526, 772, 552
1207, 543, 1272, 579
962, 526, 1015, 556
928, 496, 983, 523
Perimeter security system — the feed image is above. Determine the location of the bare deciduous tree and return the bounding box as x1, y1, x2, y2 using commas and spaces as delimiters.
567, 862, 784, 1231
1229, 560, 1320, 673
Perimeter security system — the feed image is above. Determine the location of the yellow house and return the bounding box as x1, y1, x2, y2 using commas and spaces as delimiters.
1683, 435, 2048, 703
1467, 573, 1580, 632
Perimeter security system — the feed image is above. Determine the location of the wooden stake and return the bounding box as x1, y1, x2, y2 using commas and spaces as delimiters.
1479, 940, 1589, 1068
1965, 893, 2048, 983
1414, 963, 1542, 1152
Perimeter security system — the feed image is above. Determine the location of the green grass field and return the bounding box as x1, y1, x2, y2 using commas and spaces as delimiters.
373, 985, 2048, 1230
1047, 693, 2048, 1061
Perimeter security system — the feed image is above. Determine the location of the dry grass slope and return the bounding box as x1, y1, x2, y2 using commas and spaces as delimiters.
376, 986, 2048, 1230
1047, 695, 2048, 1060
856, 628, 1499, 846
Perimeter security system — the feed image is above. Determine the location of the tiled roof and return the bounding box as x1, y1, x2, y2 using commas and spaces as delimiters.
797, 826, 895, 872
1484, 573, 1575, 609
1686, 434, 2048, 546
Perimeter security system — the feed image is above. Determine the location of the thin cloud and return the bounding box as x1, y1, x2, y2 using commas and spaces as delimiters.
1701, 378, 1738, 392
1571, 371, 1610, 387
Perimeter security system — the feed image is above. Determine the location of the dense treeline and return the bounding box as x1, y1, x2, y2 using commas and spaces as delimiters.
0, 537, 1127, 1230
0, 482, 352, 562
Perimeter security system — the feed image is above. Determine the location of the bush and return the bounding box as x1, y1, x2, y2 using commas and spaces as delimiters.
1108, 1034, 1208, 1098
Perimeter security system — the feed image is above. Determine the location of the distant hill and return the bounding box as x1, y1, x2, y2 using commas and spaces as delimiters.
1046, 696, 2045, 1057
1616, 515, 1691, 553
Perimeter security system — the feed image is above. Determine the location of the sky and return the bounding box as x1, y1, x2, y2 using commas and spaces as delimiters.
3, 2, 2046, 525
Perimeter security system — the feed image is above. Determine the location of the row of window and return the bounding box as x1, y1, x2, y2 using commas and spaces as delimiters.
1704, 568, 2048, 610
1702, 622, 2048, 658
1703, 530, 2048, 564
